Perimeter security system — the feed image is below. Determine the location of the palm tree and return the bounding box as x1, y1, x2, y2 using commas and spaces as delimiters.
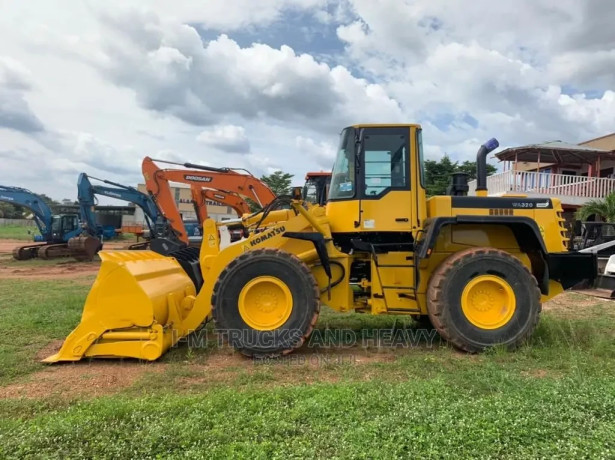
577, 192, 615, 222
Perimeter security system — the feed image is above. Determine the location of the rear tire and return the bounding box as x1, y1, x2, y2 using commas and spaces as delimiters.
427, 247, 541, 352
212, 248, 320, 358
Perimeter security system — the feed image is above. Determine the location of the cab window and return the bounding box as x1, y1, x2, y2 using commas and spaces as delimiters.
63, 215, 78, 232
363, 130, 409, 197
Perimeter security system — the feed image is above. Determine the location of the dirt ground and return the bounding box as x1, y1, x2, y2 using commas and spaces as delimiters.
0, 259, 100, 280
1, 341, 400, 400
0, 239, 28, 254
0, 239, 135, 280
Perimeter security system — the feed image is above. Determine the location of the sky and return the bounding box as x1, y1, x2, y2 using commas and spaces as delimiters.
0, 0, 614, 201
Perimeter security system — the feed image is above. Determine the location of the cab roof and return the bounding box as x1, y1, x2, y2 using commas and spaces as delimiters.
350, 123, 422, 129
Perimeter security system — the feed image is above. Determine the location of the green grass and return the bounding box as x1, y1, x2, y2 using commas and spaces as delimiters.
115, 232, 139, 241
0, 225, 37, 240
0, 279, 87, 384
1, 277, 615, 457
0, 377, 614, 458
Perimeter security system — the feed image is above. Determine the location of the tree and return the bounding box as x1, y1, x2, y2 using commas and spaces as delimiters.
424, 155, 497, 196
0, 203, 24, 219
38, 194, 60, 208
260, 170, 294, 196
456, 160, 497, 181
576, 193, 615, 222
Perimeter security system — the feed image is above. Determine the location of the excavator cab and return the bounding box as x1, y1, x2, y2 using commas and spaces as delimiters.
303, 172, 331, 206
50, 214, 80, 243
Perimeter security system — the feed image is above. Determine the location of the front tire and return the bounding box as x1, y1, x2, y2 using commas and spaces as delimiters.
212, 248, 320, 357
427, 247, 541, 352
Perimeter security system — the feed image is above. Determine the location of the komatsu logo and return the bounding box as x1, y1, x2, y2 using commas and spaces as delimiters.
0, 195, 14, 201
536, 201, 550, 208
102, 191, 122, 198
250, 226, 286, 246
185, 174, 213, 183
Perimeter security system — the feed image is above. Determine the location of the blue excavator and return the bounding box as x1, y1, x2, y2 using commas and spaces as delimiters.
69, 173, 168, 254
0, 185, 87, 260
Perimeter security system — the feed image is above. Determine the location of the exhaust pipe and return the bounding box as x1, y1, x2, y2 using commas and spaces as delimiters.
476, 138, 499, 196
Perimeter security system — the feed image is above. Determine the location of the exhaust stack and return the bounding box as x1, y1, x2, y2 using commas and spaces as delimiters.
476, 138, 499, 197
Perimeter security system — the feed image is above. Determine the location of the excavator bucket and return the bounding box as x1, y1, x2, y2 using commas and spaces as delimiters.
43, 250, 198, 362
67, 236, 102, 261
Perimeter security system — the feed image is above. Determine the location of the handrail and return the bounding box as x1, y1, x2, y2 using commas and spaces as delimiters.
468, 170, 615, 199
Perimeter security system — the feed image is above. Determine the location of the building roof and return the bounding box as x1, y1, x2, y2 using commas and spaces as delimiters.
495, 140, 615, 164
579, 132, 615, 145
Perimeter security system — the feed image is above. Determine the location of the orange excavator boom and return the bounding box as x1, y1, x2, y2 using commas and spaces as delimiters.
142, 157, 276, 244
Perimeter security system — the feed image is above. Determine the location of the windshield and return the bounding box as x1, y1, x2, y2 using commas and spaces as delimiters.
302, 181, 318, 203
328, 128, 355, 200
51, 216, 62, 233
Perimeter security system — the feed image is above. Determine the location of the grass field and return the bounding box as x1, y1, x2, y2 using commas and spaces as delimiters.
0, 225, 37, 240
0, 276, 614, 458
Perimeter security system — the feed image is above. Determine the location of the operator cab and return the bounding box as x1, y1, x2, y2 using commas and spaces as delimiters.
50, 214, 79, 242
326, 124, 426, 239
302, 172, 331, 206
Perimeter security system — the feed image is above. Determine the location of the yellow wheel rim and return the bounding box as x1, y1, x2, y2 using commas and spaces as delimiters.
238, 276, 293, 331
461, 275, 516, 330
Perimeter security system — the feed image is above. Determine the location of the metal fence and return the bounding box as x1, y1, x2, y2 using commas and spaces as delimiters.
0, 218, 36, 227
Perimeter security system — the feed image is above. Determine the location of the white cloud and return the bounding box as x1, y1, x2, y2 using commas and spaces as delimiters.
64, 9, 404, 135
0, 57, 44, 133
196, 124, 251, 154
295, 135, 336, 170
1, 0, 615, 201
0, 57, 34, 90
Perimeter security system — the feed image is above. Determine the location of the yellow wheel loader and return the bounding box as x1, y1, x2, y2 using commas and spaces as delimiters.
44, 124, 597, 362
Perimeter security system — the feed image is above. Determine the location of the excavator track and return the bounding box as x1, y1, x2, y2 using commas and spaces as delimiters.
128, 241, 150, 250
12, 243, 46, 261
37, 243, 72, 260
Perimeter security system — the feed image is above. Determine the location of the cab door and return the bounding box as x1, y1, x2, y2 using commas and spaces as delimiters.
358, 126, 414, 233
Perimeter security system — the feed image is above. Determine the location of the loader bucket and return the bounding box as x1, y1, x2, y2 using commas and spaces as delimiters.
68, 236, 102, 261
43, 250, 198, 362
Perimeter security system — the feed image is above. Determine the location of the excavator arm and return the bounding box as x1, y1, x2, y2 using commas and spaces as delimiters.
0, 185, 53, 240
71, 173, 171, 256
76, 173, 161, 237
200, 189, 251, 218
141, 157, 276, 244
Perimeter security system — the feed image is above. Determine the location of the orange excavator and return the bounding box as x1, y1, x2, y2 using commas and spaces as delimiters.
142, 157, 277, 255
303, 171, 331, 206
197, 189, 251, 222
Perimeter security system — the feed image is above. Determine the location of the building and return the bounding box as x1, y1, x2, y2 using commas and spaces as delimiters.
55, 203, 138, 232
468, 133, 615, 211
580, 133, 615, 151
134, 183, 236, 224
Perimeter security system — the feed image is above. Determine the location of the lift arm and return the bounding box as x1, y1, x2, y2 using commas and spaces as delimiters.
0, 185, 53, 240
142, 157, 276, 244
